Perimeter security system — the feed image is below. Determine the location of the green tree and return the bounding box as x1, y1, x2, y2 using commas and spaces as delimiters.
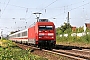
60, 22, 72, 34
56, 27, 62, 35
86, 27, 90, 32
76, 26, 84, 33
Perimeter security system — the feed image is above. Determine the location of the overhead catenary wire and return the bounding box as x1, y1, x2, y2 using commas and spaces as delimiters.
0, 0, 88, 13
0, 2, 42, 9
1, 0, 10, 17
0, 1, 35, 21
0, 2, 84, 10
0, 0, 88, 20
49, 1, 90, 19
0, 0, 90, 34
39, 0, 87, 19
0, 0, 89, 20
25, 0, 59, 20
26, 0, 58, 20
0, 0, 86, 14
38, 0, 58, 12
24, 8, 28, 20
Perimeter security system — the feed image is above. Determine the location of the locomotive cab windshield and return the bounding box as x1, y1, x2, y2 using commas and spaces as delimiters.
39, 26, 53, 31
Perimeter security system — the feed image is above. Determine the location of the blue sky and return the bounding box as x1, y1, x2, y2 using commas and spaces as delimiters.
0, 0, 90, 35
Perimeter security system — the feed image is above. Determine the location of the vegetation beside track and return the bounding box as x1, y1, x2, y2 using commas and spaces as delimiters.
56, 31, 90, 47
0, 39, 48, 60
56, 22, 90, 47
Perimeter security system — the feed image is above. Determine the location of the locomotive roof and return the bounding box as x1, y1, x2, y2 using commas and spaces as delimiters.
38, 19, 49, 22
36, 22, 54, 26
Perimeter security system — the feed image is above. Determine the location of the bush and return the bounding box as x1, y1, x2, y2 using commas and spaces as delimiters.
0, 40, 48, 60
56, 34, 90, 44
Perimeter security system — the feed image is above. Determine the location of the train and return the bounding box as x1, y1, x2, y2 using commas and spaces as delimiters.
9, 19, 56, 49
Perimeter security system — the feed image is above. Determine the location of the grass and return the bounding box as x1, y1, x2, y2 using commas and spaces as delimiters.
0, 40, 48, 60
56, 34, 90, 47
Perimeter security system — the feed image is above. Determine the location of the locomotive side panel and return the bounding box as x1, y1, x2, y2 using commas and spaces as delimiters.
28, 26, 36, 44
35, 24, 39, 44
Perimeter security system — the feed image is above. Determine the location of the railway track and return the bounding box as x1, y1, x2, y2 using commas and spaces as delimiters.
72, 49, 90, 52
52, 49, 90, 60
16, 43, 90, 60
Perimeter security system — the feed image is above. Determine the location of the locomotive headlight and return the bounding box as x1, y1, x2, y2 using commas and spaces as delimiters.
39, 31, 42, 32
51, 37, 54, 38
39, 33, 44, 36
39, 37, 42, 38
48, 33, 54, 36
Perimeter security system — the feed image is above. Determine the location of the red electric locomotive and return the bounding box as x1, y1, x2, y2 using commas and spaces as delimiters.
9, 19, 56, 49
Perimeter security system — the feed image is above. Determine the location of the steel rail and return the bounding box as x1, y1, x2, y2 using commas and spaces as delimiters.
16, 43, 88, 60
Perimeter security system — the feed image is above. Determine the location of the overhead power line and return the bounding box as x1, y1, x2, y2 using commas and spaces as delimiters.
26, 0, 59, 21
69, 1, 90, 11
0, 2, 41, 9
1, 0, 10, 17
0, 2, 27, 9
49, 1, 90, 19
38, 0, 58, 12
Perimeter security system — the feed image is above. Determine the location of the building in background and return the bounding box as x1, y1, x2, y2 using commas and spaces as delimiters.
71, 26, 76, 32
85, 23, 90, 29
